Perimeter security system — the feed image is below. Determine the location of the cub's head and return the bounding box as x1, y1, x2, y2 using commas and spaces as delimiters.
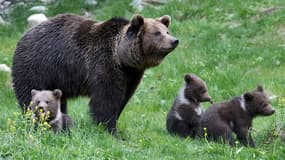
183, 73, 212, 103
30, 89, 62, 121
244, 86, 275, 117
123, 14, 179, 69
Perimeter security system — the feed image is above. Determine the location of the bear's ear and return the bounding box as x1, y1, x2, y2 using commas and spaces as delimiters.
127, 14, 144, 36
157, 15, 171, 28
244, 92, 254, 101
184, 74, 193, 83
130, 14, 144, 28
256, 85, 263, 92
53, 89, 62, 99
31, 89, 38, 97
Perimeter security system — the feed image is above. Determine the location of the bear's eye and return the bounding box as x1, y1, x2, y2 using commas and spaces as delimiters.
166, 31, 169, 34
201, 90, 206, 94
262, 103, 267, 108
45, 101, 49, 104
154, 31, 161, 36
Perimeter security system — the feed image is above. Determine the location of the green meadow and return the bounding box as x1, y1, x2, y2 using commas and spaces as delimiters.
0, 0, 284, 159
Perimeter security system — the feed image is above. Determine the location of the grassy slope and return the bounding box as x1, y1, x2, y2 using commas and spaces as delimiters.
0, 0, 285, 159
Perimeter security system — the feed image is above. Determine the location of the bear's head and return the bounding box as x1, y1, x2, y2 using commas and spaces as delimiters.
118, 14, 179, 70
183, 73, 212, 104
244, 86, 275, 117
30, 89, 62, 121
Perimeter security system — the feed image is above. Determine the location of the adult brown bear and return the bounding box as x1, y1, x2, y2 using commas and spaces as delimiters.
12, 14, 179, 133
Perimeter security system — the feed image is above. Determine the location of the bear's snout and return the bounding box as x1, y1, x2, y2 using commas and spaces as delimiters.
265, 109, 275, 116
263, 105, 275, 116
38, 106, 46, 113
270, 108, 275, 114
171, 39, 179, 48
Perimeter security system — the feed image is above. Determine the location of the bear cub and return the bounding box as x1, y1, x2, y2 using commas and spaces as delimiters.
166, 73, 212, 138
200, 86, 275, 147
29, 89, 73, 133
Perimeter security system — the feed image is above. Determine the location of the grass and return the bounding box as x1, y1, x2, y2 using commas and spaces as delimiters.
0, 0, 285, 159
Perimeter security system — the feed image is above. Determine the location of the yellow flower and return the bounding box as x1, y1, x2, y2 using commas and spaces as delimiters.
29, 134, 34, 140
43, 121, 49, 126
32, 118, 36, 124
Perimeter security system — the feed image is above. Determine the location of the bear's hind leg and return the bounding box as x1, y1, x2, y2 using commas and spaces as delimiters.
174, 121, 194, 138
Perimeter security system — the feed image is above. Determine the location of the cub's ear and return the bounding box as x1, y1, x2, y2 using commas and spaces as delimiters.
256, 85, 263, 92
31, 89, 38, 97
53, 89, 62, 99
157, 15, 171, 27
244, 92, 254, 101
184, 74, 193, 83
127, 14, 144, 37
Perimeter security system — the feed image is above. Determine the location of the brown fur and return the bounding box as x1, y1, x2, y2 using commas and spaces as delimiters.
12, 14, 179, 133
116, 15, 178, 70
166, 73, 212, 138
200, 86, 275, 147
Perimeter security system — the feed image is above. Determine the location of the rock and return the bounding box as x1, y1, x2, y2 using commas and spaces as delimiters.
130, 0, 169, 11
29, 6, 47, 13
3, 1, 11, 7
0, 15, 6, 25
85, 0, 97, 6
40, 0, 56, 4
27, 13, 48, 27
0, 0, 11, 11
0, 64, 11, 72
143, 0, 168, 5
130, 0, 144, 11
83, 11, 92, 18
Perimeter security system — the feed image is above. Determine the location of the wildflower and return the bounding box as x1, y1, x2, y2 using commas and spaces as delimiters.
43, 121, 51, 128
29, 134, 34, 141
39, 112, 45, 122
32, 118, 37, 124
235, 141, 239, 145
46, 111, 50, 117
203, 127, 208, 138
25, 108, 33, 117
13, 112, 19, 116
41, 127, 47, 132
